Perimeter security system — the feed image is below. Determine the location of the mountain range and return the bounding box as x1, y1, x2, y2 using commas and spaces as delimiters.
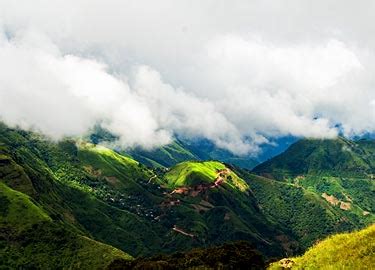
0, 122, 374, 269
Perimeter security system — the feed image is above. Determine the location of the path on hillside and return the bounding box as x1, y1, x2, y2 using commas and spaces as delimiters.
172, 225, 195, 238
169, 169, 231, 237
148, 174, 157, 183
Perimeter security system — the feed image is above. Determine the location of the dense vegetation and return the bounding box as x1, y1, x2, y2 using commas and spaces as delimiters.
269, 224, 375, 269
253, 137, 375, 177
247, 138, 375, 251
0, 123, 374, 268
0, 182, 131, 269
107, 241, 265, 270
0, 124, 283, 268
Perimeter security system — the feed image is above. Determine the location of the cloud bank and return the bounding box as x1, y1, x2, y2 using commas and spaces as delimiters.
0, 0, 374, 154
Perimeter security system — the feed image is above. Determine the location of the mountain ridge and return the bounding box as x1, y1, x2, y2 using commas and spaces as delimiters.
0, 123, 374, 268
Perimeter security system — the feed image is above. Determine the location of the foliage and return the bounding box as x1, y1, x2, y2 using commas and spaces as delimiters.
248, 137, 375, 253
107, 241, 266, 270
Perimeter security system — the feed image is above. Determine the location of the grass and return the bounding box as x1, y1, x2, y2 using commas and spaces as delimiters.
164, 160, 249, 193
0, 182, 51, 229
164, 161, 225, 187
269, 224, 375, 269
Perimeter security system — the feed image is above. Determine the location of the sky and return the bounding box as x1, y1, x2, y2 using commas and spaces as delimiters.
0, 0, 374, 155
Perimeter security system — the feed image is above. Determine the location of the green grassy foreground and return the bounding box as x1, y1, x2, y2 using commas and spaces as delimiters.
269, 224, 375, 269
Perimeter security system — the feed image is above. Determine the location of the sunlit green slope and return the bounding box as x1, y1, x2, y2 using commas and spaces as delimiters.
269, 224, 375, 269
164, 161, 249, 192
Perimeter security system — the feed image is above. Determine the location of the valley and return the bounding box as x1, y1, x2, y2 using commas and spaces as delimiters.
0, 123, 374, 269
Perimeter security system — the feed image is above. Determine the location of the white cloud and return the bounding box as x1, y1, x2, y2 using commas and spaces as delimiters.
0, 1, 375, 155
132, 66, 254, 154
0, 30, 171, 149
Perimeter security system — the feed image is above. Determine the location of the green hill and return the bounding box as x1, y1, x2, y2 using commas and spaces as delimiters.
245, 138, 375, 252
127, 138, 259, 170
253, 137, 375, 178
0, 123, 287, 266
269, 224, 375, 269
0, 123, 165, 260
128, 140, 200, 168
1, 122, 374, 268
159, 160, 286, 257
238, 171, 372, 251
252, 139, 375, 223
164, 161, 249, 192
0, 181, 131, 269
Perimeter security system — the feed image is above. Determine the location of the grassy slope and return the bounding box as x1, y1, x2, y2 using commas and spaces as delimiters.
0, 181, 50, 226
164, 161, 225, 187
164, 161, 249, 192
269, 225, 375, 269
0, 182, 131, 269
77, 142, 160, 202
161, 161, 285, 257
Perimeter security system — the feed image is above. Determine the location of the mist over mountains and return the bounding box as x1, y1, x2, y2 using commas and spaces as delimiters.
0, 1, 375, 269
1, 1, 375, 156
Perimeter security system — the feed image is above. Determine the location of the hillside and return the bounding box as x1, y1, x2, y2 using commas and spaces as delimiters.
163, 161, 250, 198
0, 123, 287, 266
245, 137, 375, 251
128, 138, 259, 170
156, 160, 286, 257
269, 224, 375, 269
0, 182, 131, 269
253, 137, 375, 178
90, 127, 293, 170
127, 136, 297, 170
128, 140, 200, 168
1, 122, 374, 268
238, 170, 373, 251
